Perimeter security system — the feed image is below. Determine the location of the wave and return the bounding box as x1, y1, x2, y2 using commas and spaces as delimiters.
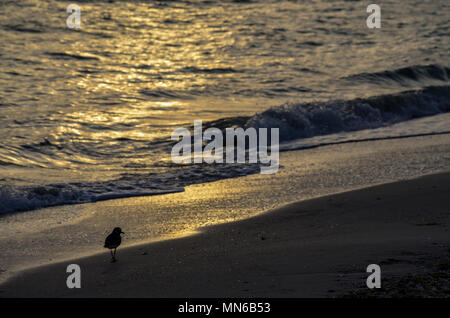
179, 66, 239, 74
343, 64, 450, 86
0, 163, 260, 215
4, 24, 44, 33
139, 89, 195, 100
2, 86, 449, 215
45, 52, 101, 61
244, 85, 450, 142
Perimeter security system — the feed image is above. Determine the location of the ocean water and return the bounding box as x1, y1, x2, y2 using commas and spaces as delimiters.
0, 0, 449, 214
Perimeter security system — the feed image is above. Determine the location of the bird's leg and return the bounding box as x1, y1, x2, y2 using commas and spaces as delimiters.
110, 249, 115, 262
113, 248, 117, 261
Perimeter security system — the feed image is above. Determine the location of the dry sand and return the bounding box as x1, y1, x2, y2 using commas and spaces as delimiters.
1, 172, 449, 297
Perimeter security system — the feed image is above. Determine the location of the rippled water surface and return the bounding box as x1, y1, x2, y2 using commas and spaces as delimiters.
0, 0, 449, 213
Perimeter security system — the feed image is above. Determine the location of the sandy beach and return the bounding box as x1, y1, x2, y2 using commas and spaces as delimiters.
2, 172, 449, 297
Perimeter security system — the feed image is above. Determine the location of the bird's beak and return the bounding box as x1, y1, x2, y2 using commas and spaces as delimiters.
121, 232, 125, 234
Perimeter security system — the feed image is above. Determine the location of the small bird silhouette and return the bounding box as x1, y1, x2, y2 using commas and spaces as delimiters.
104, 227, 124, 262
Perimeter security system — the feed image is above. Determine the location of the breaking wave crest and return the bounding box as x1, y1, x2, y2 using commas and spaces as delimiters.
244, 86, 450, 142
342, 64, 450, 86
0, 163, 260, 215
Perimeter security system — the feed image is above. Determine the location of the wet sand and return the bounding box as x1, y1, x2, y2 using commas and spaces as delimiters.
1, 133, 449, 288
2, 172, 449, 297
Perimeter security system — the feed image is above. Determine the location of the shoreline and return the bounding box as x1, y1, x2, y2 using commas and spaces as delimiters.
2, 171, 449, 297
2, 114, 450, 218
1, 133, 449, 283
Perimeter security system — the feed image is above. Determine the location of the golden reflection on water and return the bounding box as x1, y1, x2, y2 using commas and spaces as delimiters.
49, 0, 424, 144
2, 0, 448, 183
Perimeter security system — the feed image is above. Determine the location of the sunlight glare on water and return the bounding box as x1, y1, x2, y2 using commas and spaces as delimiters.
0, 0, 448, 213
